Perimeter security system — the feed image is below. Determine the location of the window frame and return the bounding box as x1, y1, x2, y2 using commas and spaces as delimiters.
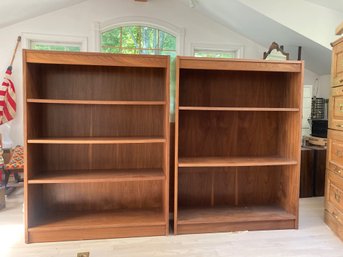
94, 17, 184, 55
21, 32, 88, 51
191, 43, 244, 58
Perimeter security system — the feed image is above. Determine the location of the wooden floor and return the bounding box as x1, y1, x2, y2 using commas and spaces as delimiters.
1, 189, 343, 257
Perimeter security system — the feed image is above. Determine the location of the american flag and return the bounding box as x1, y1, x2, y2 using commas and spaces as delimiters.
0, 66, 16, 124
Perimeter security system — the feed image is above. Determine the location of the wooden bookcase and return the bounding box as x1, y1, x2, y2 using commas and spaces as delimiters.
23, 50, 170, 243
174, 57, 303, 234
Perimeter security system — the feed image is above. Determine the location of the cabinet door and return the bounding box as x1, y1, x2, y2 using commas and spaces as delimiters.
332, 40, 343, 87
327, 130, 343, 170
329, 86, 343, 130
327, 171, 343, 213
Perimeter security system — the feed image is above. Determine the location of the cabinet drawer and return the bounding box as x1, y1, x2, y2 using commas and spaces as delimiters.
330, 86, 343, 130
325, 209, 343, 240
326, 201, 343, 225
328, 130, 343, 167
328, 161, 343, 179
327, 171, 343, 212
332, 40, 343, 87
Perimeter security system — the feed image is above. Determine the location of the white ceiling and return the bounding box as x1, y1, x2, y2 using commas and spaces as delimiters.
305, 0, 343, 12
193, 0, 337, 74
0, 0, 341, 74
0, 0, 86, 28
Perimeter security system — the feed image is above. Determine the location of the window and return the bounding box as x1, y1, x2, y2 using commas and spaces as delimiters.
194, 49, 236, 58
22, 33, 87, 52
30, 41, 81, 52
191, 43, 243, 59
101, 25, 177, 119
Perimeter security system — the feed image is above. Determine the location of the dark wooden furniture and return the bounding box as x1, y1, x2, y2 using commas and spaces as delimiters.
23, 50, 170, 243
300, 146, 326, 198
174, 57, 303, 234
325, 34, 343, 241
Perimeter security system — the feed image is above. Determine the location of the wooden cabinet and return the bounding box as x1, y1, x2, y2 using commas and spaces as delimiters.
329, 85, 343, 130
174, 57, 303, 234
326, 35, 343, 241
23, 50, 170, 243
331, 38, 343, 87
300, 147, 326, 198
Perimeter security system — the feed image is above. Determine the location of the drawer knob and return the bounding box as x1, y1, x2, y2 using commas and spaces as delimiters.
336, 124, 343, 128
332, 211, 341, 222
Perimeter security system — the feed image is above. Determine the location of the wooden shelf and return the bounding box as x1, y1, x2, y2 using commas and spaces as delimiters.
28, 137, 166, 144
27, 98, 166, 105
177, 206, 296, 225
24, 51, 170, 243
29, 209, 165, 231
179, 106, 299, 112
178, 157, 297, 168
29, 169, 165, 184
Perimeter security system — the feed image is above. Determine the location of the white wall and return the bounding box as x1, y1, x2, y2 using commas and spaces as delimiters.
0, 0, 327, 145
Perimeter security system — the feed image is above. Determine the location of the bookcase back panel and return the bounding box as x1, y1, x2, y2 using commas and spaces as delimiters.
178, 111, 293, 157
179, 70, 300, 108
178, 166, 285, 208
27, 104, 164, 138
26, 64, 166, 101
27, 144, 163, 176
236, 167, 280, 205
29, 181, 163, 212
178, 168, 236, 208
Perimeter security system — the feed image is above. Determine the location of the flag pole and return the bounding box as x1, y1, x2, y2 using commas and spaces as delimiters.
9, 36, 21, 68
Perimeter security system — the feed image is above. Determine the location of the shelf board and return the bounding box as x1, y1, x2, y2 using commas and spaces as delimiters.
178, 156, 297, 168
179, 106, 299, 112
27, 98, 165, 105
177, 206, 296, 225
28, 137, 166, 144
28, 169, 165, 184
29, 209, 165, 232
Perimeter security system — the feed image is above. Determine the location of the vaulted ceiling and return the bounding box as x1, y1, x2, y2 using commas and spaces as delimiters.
0, 0, 86, 28
0, 0, 341, 75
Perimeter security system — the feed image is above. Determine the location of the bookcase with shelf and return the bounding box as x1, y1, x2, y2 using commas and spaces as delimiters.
174, 57, 303, 234
23, 50, 170, 243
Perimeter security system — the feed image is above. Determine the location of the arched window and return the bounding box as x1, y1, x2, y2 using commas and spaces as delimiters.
100, 25, 177, 119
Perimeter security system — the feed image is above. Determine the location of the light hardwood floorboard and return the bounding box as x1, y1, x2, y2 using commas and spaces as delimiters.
1, 189, 343, 257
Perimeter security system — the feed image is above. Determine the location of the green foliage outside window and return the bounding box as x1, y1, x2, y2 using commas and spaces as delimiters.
194, 50, 235, 58
101, 26, 177, 119
31, 43, 80, 52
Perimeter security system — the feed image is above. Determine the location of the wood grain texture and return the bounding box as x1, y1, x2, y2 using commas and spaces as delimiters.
179, 69, 302, 108
27, 99, 166, 105
28, 169, 165, 184
23, 51, 170, 242
174, 57, 303, 234
179, 106, 299, 111
329, 86, 343, 130
178, 56, 302, 72
331, 39, 343, 87
178, 206, 295, 224
26, 63, 166, 101
300, 148, 314, 197
178, 157, 297, 167
24, 50, 168, 68
27, 137, 166, 144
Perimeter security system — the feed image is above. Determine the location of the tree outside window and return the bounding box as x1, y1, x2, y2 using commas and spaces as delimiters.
101, 26, 176, 119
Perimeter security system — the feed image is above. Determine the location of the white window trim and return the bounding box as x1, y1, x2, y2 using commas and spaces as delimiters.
93, 16, 185, 55
191, 43, 244, 58
21, 32, 88, 51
